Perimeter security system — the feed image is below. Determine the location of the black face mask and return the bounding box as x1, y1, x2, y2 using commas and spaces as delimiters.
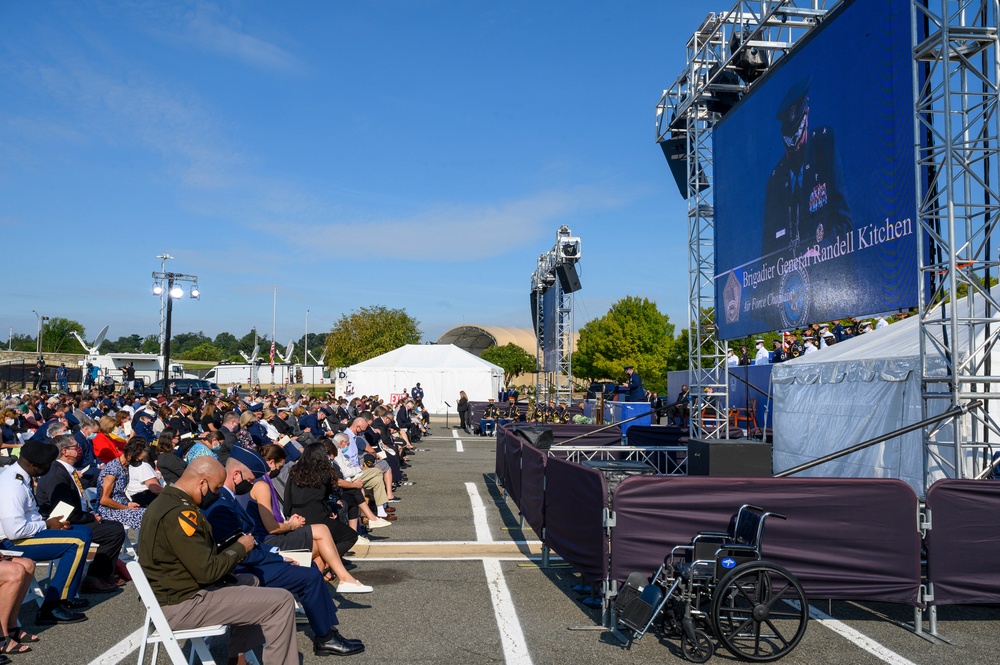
234, 478, 254, 496
268, 468, 280, 479
200, 488, 219, 509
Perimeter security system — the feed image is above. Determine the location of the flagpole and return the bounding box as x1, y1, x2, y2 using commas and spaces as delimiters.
271, 285, 277, 391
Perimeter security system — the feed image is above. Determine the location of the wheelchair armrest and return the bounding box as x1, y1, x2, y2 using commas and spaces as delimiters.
666, 545, 693, 566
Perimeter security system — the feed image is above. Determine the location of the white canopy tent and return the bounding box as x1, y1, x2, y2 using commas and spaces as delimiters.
341, 344, 504, 415
771, 287, 1000, 495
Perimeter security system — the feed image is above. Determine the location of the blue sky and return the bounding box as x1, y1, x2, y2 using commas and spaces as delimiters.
1, 1, 708, 347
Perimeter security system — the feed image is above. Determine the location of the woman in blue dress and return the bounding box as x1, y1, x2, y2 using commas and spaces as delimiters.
97, 437, 146, 530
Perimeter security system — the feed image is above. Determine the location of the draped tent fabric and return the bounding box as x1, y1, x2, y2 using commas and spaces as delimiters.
342, 344, 503, 414
770, 285, 1000, 494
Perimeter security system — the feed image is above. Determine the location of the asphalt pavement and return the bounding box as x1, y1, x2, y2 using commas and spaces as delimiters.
11, 422, 1000, 664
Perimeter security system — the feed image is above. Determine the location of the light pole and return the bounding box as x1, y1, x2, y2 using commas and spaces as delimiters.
152, 269, 199, 385
32, 311, 49, 359
155, 254, 174, 356
305, 309, 309, 365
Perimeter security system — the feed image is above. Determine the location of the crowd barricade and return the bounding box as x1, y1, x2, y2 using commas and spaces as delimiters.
925, 479, 1000, 605
543, 455, 609, 585
519, 442, 547, 537
494, 431, 1000, 614
609, 476, 922, 605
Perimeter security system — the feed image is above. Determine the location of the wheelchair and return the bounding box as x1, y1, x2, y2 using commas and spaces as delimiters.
613, 505, 808, 663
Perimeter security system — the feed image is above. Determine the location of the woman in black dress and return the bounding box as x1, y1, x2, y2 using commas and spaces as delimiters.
457, 390, 470, 433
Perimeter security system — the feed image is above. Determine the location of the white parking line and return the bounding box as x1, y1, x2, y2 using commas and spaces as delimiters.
465, 482, 492, 543
456, 440, 464, 452
452, 429, 459, 438
484, 558, 533, 665
790, 601, 918, 665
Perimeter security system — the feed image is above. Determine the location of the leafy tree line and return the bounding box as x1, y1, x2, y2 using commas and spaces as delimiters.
1, 322, 330, 363
2, 306, 422, 368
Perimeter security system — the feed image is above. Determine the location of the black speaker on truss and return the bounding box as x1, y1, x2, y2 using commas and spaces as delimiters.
555, 263, 582, 294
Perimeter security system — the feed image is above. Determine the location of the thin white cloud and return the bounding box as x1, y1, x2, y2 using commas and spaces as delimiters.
181, 3, 301, 74
271, 186, 630, 261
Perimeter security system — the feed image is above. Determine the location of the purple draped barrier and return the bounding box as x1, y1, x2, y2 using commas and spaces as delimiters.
545, 455, 608, 584
519, 443, 547, 539
504, 433, 523, 507
495, 427, 511, 487
610, 476, 921, 605
925, 479, 1000, 605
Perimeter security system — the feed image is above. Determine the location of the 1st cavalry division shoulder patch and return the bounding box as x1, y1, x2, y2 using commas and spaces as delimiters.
178, 510, 199, 536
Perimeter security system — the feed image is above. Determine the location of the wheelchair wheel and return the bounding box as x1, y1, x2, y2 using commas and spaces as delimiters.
681, 628, 714, 663
710, 561, 808, 662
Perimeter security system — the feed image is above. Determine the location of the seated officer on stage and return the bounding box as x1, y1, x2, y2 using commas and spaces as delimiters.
0, 440, 92, 624
138, 456, 300, 665
203, 447, 364, 657
504, 395, 520, 421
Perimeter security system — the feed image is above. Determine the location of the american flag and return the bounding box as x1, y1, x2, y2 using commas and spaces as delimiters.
269, 341, 275, 370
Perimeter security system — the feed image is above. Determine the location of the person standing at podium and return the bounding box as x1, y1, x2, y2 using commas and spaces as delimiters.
622, 366, 644, 402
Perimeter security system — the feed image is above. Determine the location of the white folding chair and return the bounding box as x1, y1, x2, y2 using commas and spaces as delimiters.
127, 561, 227, 665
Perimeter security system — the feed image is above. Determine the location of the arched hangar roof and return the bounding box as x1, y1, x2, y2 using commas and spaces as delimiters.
436, 326, 537, 357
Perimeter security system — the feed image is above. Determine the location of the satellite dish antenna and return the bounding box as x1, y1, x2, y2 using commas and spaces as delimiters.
239, 343, 261, 364
278, 340, 295, 364
72, 324, 110, 357
308, 349, 326, 365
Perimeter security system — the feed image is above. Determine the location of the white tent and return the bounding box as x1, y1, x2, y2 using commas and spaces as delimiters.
771, 287, 1000, 495
342, 344, 504, 415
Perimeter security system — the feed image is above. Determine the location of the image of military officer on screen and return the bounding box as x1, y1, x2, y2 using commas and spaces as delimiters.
762, 79, 852, 258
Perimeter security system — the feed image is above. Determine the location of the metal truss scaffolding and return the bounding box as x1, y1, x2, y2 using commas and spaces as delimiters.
913, 0, 1000, 487
656, 1, 831, 440
531, 227, 580, 407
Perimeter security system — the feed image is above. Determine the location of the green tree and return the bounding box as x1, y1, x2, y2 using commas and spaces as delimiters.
141, 335, 160, 354
170, 332, 211, 356
42, 318, 86, 354
573, 296, 676, 391
481, 343, 536, 385
179, 343, 226, 361
213, 332, 239, 356
4, 333, 36, 352
325, 306, 421, 367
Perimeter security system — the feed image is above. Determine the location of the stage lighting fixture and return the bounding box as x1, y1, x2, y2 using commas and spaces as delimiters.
190, 285, 201, 299
728, 31, 769, 84
152, 283, 164, 296
558, 237, 581, 263
169, 285, 184, 299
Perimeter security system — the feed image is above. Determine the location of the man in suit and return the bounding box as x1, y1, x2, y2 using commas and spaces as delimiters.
217, 410, 240, 464
203, 447, 364, 657
669, 385, 691, 426
36, 435, 125, 593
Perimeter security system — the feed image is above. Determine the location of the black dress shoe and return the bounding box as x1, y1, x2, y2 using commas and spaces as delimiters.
314, 629, 364, 656
81, 577, 120, 594
62, 597, 90, 609
35, 606, 88, 625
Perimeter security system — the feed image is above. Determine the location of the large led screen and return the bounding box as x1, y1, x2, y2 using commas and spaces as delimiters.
714, 0, 917, 339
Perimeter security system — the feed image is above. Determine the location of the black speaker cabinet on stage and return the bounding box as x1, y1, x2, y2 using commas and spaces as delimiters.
555, 263, 582, 293
513, 425, 553, 450
686, 439, 772, 477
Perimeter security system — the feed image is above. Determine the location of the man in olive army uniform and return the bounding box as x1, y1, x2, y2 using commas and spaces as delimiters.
137, 456, 299, 665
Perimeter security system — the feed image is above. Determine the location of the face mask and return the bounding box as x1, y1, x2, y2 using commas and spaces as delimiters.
234, 476, 254, 495
4, 418, 13, 426
200, 488, 219, 509
268, 468, 280, 479
87, 432, 97, 440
